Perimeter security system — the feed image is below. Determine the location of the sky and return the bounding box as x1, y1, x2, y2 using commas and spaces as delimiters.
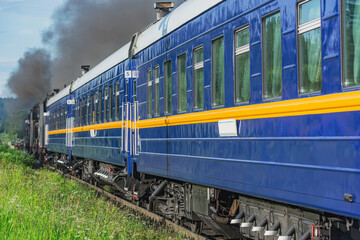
0, 0, 65, 98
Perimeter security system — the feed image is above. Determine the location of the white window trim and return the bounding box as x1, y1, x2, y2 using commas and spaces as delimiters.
298, 17, 321, 34
235, 44, 250, 55
194, 62, 204, 70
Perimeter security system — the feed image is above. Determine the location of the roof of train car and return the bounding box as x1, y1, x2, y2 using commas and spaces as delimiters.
134, 0, 223, 54
46, 42, 130, 107
47, 0, 223, 108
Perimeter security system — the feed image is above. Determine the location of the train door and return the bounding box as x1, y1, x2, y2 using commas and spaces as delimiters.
121, 60, 139, 176
66, 95, 75, 160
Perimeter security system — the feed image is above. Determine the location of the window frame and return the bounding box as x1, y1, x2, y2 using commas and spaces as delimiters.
262, 11, 283, 101
147, 69, 153, 117
297, 0, 322, 95
79, 99, 82, 126
82, 97, 86, 126
177, 53, 187, 113
98, 90, 102, 123
164, 60, 172, 115
90, 94, 94, 124
104, 87, 108, 122
211, 35, 225, 107
115, 82, 120, 120
193, 45, 204, 111
133, 79, 137, 102
154, 65, 160, 116
109, 85, 113, 121
341, 0, 360, 90
234, 25, 251, 104
94, 92, 98, 123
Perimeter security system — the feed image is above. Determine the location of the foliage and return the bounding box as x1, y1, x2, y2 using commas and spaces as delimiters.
0, 145, 35, 168
1, 110, 28, 139
0, 98, 18, 124
0, 133, 17, 145
0, 147, 185, 240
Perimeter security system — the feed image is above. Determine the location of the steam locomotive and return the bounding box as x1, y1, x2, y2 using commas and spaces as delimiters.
26, 0, 360, 239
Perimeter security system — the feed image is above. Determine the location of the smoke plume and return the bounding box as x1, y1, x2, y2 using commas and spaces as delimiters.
8, 0, 185, 106
7, 49, 52, 108
44, 0, 184, 89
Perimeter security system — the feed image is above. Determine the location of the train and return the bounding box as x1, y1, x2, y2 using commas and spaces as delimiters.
25, 0, 360, 239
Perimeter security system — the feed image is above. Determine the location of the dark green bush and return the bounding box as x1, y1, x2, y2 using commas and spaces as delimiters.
0, 145, 36, 168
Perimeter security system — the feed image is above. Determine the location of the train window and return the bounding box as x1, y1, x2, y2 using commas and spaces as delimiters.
83, 98, 86, 126
298, 0, 321, 94
59, 108, 64, 129
194, 46, 204, 110
94, 92, 98, 123
99, 90, 102, 122
63, 107, 65, 128
109, 85, 113, 121
212, 36, 225, 107
133, 79, 137, 101
104, 88, 108, 122
65, 108, 67, 128
75, 101, 77, 127
90, 94, 93, 124
235, 27, 250, 103
86, 96, 90, 125
79, 99, 82, 126
79, 99, 84, 126
263, 12, 282, 99
154, 66, 160, 116
165, 60, 172, 114
177, 54, 187, 112
61, 108, 63, 129
147, 69, 152, 117
81, 98, 84, 126
115, 83, 119, 120
343, 0, 360, 88
77, 101, 80, 127
78, 99, 82, 126
78, 101, 80, 126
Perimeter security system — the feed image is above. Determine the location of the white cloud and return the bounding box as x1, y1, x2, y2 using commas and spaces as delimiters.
2, 0, 25, 2
0, 59, 17, 64
19, 29, 35, 35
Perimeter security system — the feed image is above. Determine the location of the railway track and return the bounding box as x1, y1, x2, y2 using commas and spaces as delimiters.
47, 167, 220, 240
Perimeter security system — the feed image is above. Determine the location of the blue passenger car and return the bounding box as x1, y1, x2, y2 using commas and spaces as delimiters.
42, 0, 360, 239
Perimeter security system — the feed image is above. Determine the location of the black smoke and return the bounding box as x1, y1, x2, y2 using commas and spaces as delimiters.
44, 0, 185, 89
7, 0, 185, 106
7, 49, 52, 108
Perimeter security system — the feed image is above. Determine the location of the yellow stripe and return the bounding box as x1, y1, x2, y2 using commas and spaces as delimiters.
47, 121, 124, 135
138, 91, 360, 128
47, 91, 360, 135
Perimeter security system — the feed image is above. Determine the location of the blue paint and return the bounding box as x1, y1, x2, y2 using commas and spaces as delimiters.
45, 0, 360, 220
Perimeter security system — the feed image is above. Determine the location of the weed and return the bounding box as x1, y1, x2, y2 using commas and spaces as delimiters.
0, 146, 187, 240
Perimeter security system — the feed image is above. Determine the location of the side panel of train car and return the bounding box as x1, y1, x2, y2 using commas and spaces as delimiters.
135, 0, 360, 219
47, 95, 69, 155
71, 61, 128, 166
46, 58, 131, 167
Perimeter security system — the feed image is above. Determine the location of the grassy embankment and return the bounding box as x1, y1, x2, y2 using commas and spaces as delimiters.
0, 146, 186, 240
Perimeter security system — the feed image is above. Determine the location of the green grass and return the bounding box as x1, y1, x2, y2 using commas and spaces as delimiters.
0, 146, 186, 240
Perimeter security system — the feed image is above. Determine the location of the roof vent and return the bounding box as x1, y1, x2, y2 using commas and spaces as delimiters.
154, 2, 174, 20
81, 65, 91, 75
